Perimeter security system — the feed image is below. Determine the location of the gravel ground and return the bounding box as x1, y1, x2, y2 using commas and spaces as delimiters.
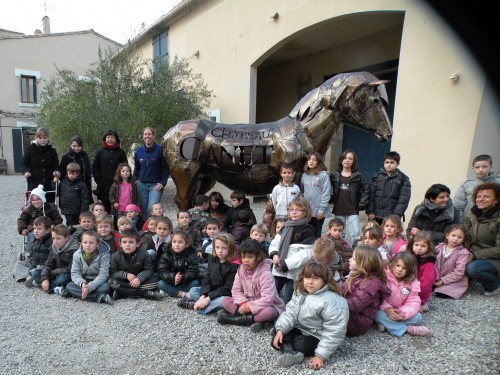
0, 175, 498, 375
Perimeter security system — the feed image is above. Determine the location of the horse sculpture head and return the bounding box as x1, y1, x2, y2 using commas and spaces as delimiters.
289, 72, 392, 154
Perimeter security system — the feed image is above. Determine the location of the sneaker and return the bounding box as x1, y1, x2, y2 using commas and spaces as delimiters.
407, 325, 430, 336
24, 277, 34, 288
141, 290, 165, 300
277, 352, 305, 367
483, 287, 500, 297
100, 294, 114, 305
177, 298, 195, 309
250, 321, 271, 333
53, 286, 63, 295
376, 323, 386, 333
420, 304, 430, 312
59, 288, 69, 298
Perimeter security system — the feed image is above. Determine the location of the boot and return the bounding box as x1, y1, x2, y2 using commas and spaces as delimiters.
277, 342, 304, 367
250, 320, 272, 333
217, 312, 254, 326
140, 290, 165, 300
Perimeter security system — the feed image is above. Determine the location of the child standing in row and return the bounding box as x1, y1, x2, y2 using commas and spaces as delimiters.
218, 239, 285, 333
157, 229, 200, 298
269, 196, 316, 303
406, 231, 438, 312
272, 162, 301, 219
374, 252, 429, 336
178, 233, 239, 314
341, 246, 389, 336
59, 162, 89, 226
272, 261, 348, 369
108, 229, 164, 300
434, 225, 470, 299
65, 230, 112, 304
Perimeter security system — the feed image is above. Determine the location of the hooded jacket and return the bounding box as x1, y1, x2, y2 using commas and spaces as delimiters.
275, 285, 348, 360
406, 198, 460, 243
300, 171, 332, 217
29, 233, 53, 268
367, 168, 411, 219
341, 275, 390, 336
59, 178, 89, 216
271, 182, 301, 218
70, 242, 110, 292
41, 236, 80, 281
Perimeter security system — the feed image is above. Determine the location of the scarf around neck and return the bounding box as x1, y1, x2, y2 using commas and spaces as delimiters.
277, 218, 309, 260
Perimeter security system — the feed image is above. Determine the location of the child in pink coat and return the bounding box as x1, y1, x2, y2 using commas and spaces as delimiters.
218, 239, 285, 333
406, 231, 438, 312
374, 252, 430, 336
434, 225, 470, 299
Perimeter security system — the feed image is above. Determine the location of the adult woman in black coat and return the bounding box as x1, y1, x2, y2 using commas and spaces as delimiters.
406, 183, 460, 244
92, 130, 127, 213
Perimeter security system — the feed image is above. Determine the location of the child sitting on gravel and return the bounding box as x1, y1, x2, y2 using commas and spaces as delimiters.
217, 239, 285, 333
71, 211, 96, 242
177, 233, 238, 314
108, 229, 164, 301
30, 224, 79, 293
22, 217, 53, 285
64, 230, 112, 304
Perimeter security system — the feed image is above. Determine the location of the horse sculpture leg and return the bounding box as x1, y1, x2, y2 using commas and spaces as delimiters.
170, 163, 204, 210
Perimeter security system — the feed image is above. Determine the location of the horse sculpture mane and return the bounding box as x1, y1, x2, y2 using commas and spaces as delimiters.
163, 71, 392, 209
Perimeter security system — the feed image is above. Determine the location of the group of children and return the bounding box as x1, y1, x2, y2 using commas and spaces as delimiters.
14, 127, 497, 370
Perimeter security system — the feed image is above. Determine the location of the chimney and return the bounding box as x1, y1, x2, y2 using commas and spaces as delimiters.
42, 16, 50, 34
34, 29, 42, 35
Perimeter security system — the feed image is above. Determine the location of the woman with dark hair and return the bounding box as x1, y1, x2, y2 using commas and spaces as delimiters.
330, 149, 369, 246
133, 127, 169, 218
406, 183, 460, 244
92, 130, 127, 213
60, 135, 93, 204
208, 191, 230, 216
464, 182, 500, 297
300, 152, 331, 238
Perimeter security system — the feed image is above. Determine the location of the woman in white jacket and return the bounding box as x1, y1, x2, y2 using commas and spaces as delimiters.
272, 261, 349, 369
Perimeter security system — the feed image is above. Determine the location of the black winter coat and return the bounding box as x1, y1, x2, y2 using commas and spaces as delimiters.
29, 234, 53, 268
59, 178, 89, 215
109, 248, 154, 283
59, 150, 92, 189
200, 255, 239, 300
157, 246, 200, 285
21, 142, 60, 192
225, 198, 257, 232
367, 169, 411, 219
406, 200, 460, 244
41, 237, 80, 281
330, 171, 369, 212
92, 146, 127, 201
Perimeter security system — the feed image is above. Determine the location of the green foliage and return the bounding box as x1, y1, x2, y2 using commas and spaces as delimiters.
40, 48, 213, 157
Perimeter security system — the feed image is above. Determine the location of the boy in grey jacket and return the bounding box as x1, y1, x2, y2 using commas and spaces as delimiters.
454, 154, 500, 223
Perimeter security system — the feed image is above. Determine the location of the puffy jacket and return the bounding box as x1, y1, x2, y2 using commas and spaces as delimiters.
108, 180, 141, 216
271, 182, 301, 218
71, 243, 110, 292
275, 285, 348, 360
231, 258, 285, 315
60, 149, 92, 189
225, 199, 257, 232
21, 141, 60, 192
300, 171, 332, 217
109, 248, 153, 283
17, 202, 63, 234
29, 234, 53, 268
341, 275, 390, 336
330, 171, 369, 212
434, 243, 469, 299
157, 246, 200, 285
200, 255, 239, 300
367, 169, 411, 219
41, 236, 80, 281
416, 255, 438, 305
380, 268, 421, 320
406, 199, 460, 243
59, 178, 89, 216
464, 205, 500, 274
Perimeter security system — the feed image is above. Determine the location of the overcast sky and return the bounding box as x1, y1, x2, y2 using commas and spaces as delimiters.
1, 0, 182, 45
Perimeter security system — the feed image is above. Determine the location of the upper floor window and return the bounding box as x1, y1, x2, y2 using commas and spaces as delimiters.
21, 76, 37, 103
152, 31, 168, 70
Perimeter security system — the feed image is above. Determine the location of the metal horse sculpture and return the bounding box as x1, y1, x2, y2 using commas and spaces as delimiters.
163, 72, 392, 209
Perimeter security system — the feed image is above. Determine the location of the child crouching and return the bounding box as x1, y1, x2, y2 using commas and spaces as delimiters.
272, 261, 348, 369
218, 239, 285, 333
